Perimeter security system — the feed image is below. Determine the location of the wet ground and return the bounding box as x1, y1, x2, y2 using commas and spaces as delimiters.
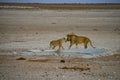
21, 49, 109, 58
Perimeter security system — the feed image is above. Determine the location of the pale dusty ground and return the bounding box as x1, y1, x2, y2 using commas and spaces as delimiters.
0, 9, 120, 80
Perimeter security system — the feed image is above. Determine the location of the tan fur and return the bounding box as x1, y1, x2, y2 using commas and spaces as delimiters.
66, 34, 95, 49
50, 37, 66, 50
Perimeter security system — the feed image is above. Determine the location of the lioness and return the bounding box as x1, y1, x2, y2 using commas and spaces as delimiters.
49, 37, 66, 50
66, 34, 95, 49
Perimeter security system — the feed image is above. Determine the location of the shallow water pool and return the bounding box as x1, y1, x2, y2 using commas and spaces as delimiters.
21, 48, 110, 58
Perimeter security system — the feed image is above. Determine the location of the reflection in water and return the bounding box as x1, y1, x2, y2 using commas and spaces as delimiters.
21, 49, 109, 58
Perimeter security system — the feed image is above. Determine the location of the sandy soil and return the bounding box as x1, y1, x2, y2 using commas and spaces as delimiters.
0, 9, 120, 80
0, 54, 120, 80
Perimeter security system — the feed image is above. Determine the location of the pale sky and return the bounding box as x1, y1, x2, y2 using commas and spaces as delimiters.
0, 0, 120, 3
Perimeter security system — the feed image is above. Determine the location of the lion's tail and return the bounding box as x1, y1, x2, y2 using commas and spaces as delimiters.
89, 40, 95, 48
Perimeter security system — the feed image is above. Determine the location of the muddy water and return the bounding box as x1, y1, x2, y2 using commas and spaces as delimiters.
21, 49, 109, 58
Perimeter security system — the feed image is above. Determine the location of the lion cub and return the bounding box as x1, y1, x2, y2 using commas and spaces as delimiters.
66, 34, 95, 49
49, 37, 66, 50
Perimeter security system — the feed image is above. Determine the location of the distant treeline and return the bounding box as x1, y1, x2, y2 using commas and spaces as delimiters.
0, 3, 120, 10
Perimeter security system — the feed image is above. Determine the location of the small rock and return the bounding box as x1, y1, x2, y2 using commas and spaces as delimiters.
60, 60, 65, 63
16, 57, 26, 60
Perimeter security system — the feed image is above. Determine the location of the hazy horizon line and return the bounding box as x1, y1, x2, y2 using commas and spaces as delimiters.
0, 2, 120, 5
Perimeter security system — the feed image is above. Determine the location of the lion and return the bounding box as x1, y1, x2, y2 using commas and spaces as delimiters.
49, 37, 66, 50
66, 34, 95, 49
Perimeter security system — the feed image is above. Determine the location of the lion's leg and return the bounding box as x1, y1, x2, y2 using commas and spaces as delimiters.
62, 46, 64, 50
84, 40, 88, 49
60, 43, 64, 50
52, 46, 56, 49
69, 41, 74, 49
84, 43, 88, 49
76, 43, 78, 48
58, 46, 61, 50
69, 44, 72, 49
58, 43, 62, 50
